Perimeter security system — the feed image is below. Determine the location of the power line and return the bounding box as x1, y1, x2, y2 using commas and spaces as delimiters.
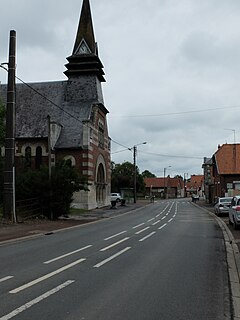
109, 105, 240, 118
138, 150, 203, 160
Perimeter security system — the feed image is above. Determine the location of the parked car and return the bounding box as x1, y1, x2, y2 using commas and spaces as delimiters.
229, 195, 240, 229
214, 197, 232, 216
110, 193, 122, 202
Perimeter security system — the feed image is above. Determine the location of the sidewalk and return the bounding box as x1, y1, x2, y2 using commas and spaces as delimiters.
0, 200, 150, 244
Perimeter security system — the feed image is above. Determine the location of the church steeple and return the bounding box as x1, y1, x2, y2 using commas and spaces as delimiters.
64, 0, 105, 82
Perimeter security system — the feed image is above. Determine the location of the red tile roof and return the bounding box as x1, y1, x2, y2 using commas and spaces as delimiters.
144, 177, 184, 188
214, 144, 240, 175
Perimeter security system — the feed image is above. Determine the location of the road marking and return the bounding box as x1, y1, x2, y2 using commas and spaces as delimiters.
100, 237, 130, 252
152, 220, 160, 226
158, 223, 167, 230
44, 245, 92, 264
132, 222, 145, 229
135, 226, 150, 235
161, 216, 166, 220
147, 218, 155, 222
168, 218, 173, 222
0, 276, 13, 283
94, 247, 131, 268
1, 280, 74, 320
9, 258, 85, 294
155, 214, 160, 217
104, 231, 127, 241
139, 232, 156, 242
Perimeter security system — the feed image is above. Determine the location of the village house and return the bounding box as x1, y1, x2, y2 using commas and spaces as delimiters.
0, 0, 111, 209
203, 144, 240, 203
185, 174, 204, 198
144, 177, 184, 199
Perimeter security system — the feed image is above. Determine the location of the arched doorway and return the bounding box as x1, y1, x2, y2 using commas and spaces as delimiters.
96, 163, 105, 204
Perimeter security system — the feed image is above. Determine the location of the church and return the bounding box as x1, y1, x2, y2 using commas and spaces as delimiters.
0, 0, 111, 209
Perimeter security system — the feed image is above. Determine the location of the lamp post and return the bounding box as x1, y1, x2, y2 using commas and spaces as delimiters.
131, 142, 147, 203
163, 166, 171, 199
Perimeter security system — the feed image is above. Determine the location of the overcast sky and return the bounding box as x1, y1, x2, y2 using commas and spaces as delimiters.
1, 0, 240, 178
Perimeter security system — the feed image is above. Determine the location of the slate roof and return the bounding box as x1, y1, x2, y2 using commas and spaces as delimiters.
214, 144, 240, 175
0, 80, 96, 149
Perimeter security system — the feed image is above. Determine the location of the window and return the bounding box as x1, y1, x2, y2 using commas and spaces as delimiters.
25, 146, 32, 168
35, 146, 42, 169
98, 122, 104, 149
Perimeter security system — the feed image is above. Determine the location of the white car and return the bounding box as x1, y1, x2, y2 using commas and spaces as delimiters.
229, 195, 240, 229
111, 193, 122, 202
214, 197, 232, 216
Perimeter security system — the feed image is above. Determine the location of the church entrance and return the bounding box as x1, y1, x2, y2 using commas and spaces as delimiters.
96, 163, 106, 205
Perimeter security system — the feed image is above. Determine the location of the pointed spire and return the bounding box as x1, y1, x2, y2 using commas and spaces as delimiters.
73, 0, 96, 55
64, 0, 105, 81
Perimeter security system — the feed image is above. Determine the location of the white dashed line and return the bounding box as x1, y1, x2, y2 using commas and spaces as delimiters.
0, 276, 13, 283
94, 247, 131, 268
152, 220, 160, 226
104, 231, 127, 241
132, 223, 145, 229
147, 218, 155, 222
139, 232, 156, 242
44, 245, 92, 264
161, 216, 166, 220
100, 237, 130, 252
168, 218, 173, 223
135, 227, 150, 235
1, 281, 74, 320
158, 223, 167, 230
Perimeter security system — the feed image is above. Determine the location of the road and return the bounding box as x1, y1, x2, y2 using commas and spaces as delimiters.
0, 199, 231, 319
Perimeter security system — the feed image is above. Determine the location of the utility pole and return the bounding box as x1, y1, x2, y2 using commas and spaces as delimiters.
3, 30, 16, 222
133, 146, 137, 203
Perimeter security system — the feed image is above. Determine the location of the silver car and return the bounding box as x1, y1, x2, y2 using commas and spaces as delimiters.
214, 197, 232, 216
229, 195, 240, 229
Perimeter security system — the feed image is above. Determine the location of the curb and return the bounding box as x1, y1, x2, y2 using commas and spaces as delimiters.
194, 202, 240, 319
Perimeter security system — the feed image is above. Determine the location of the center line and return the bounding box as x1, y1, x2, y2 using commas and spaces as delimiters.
94, 247, 131, 268
139, 232, 156, 242
158, 223, 167, 230
10, 258, 86, 294
161, 216, 166, 220
0, 276, 13, 283
1, 280, 74, 320
100, 237, 129, 252
152, 220, 160, 226
147, 218, 155, 222
44, 245, 92, 264
135, 226, 150, 235
132, 222, 145, 229
104, 231, 127, 241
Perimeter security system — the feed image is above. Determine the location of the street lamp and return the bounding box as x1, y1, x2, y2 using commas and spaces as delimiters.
163, 166, 171, 199
130, 142, 147, 203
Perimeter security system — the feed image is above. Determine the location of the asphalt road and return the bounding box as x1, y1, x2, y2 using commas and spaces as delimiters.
0, 199, 231, 319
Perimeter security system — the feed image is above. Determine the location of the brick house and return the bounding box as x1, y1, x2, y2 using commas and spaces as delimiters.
185, 174, 204, 198
211, 144, 240, 201
144, 177, 184, 199
0, 0, 111, 209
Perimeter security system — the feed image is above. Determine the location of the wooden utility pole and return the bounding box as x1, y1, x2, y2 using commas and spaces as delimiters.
3, 30, 16, 221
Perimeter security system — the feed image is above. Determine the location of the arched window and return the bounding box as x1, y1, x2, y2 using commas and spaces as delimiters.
25, 146, 32, 168
35, 146, 42, 169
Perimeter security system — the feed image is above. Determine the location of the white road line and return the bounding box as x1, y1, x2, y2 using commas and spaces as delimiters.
135, 226, 150, 235
104, 231, 127, 241
94, 247, 131, 268
100, 237, 130, 252
0, 276, 13, 283
10, 258, 86, 294
161, 216, 166, 220
44, 245, 92, 264
158, 223, 167, 230
132, 223, 145, 229
152, 220, 160, 226
168, 218, 173, 222
1, 280, 74, 320
147, 218, 155, 222
139, 232, 156, 242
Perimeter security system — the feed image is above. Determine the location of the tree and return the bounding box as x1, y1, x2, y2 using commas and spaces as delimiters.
111, 161, 145, 194
142, 170, 156, 179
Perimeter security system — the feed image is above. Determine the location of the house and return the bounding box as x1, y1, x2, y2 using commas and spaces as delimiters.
0, 0, 111, 209
144, 177, 184, 199
185, 174, 204, 198
202, 144, 240, 203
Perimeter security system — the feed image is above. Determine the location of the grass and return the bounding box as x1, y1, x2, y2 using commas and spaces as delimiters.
69, 207, 89, 216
